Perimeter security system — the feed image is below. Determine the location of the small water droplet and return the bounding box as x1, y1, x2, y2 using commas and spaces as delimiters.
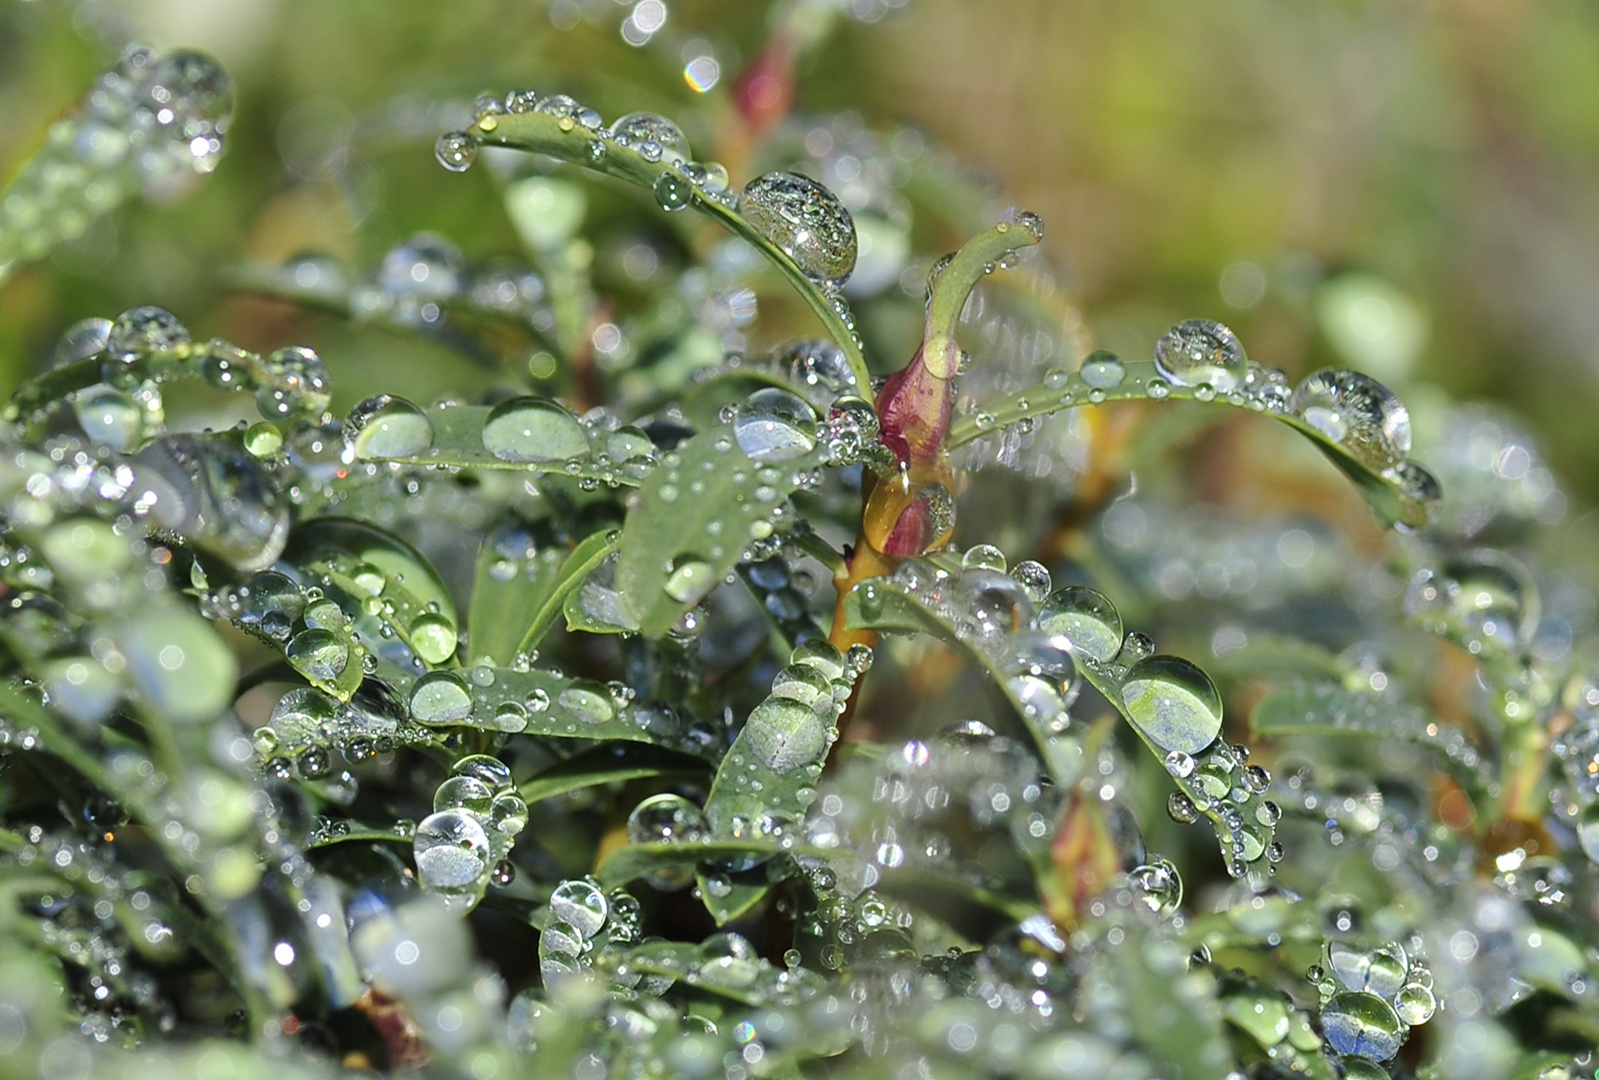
434, 130, 478, 172
345, 395, 434, 459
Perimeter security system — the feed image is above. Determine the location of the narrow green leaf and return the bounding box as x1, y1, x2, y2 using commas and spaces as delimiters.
518, 743, 709, 805
467, 521, 567, 667
345, 398, 654, 486
595, 838, 828, 888
615, 421, 827, 636
1249, 681, 1492, 793
946, 359, 1439, 530
475, 111, 870, 393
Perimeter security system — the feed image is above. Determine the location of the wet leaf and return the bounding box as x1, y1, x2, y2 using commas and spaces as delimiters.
518, 743, 709, 805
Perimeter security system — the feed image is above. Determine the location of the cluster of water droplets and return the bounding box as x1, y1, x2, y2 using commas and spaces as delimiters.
1551, 672, 1599, 862
412, 755, 526, 910
848, 544, 1282, 881
0, 47, 232, 277
1307, 938, 1435, 1066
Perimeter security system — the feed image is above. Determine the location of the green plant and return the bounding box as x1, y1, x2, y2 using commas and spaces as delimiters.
0, 9, 1596, 1080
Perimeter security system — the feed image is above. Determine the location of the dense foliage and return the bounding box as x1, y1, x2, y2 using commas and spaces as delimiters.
0, 5, 1596, 1080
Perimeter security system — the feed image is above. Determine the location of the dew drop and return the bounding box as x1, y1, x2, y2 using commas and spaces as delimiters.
652, 171, 692, 212
108, 305, 189, 362
1289, 368, 1412, 471
413, 809, 491, 891
1078, 350, 1126, 390
732, 388, 819, 462
1320, 992, 1404, 1061
549, 879, 609, 939
608, 112, 690, 162
738, 171, 858, 288
409, 612, 458, 665
1153, 320, 1246, 392
743, 697, 831, 771
1037, 585, 1124, 664
627, 793, 709, 844
434, 131, 478, 172
286, 628, 350, 682
1120, 654, 1224, 755
345, 395, 434, 459
410, 671, 473, 724
481, 397, 589, 463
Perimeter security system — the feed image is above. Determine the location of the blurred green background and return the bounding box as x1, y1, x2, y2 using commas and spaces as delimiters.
4, 0, 1599, 500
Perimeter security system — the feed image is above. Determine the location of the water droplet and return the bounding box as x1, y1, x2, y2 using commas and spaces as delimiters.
481, 397, 589, 462
743, 697, 830, 771
409, 612, 458, 665
434, 775, 494, 815
378, 233, 462, 300
627, 793, 709, 844
1290, 368, 1412, 471
962, 544, 1008, 572
491, 793, 528, 835
413, 809, 491, 891
664, 559, 718, 605
732, 388, 818, 462
1038, 586, 1124, 664
435, 131, 477, 171
1320, 992, 1404, 1061
738, 171, 857, 288
1153, 319, 1246, 392
1120, 654, 1223, 755
73, 386, 145, 451
108, 305, 189, 362
1167, 791, 1198, 824
652, 171, 692, 212
410, 671, 473, 724
452, 754, 514, 794
549, 879, 608, 939
286, 628, 350, 682
556, 686, 614, 724
1008, 560, 1053, 604
1128, 857, 1182, 917
792, 640, 847, 681
1393, 983, 1435, 1025
954, 568, 1033, 640
345, 395, 434, 459
609, 112, 691, 162
781, 340, 858, 406
1078, 351, 1126, 390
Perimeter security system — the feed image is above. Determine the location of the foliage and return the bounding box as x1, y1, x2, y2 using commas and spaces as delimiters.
0, 5, 1596, 1080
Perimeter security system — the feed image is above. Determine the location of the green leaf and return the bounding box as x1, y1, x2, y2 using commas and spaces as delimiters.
615, 421, 827, 636
694, 866, 776, 925
840, 573, 1068, 774
1249, 681, 1492, 793
345, 398, 654, 486
946, 359, 1439, 530
468, 524, 619, 665
518, 743, 709, 805
475, 110, 870, 393
595, 838, 829, 888
1108, 925, 1233, 1080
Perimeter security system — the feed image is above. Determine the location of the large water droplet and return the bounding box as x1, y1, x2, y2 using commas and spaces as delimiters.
627, 793, 709, 844
953, 568, 1034, 641
742, 697, 830, 771
257, 346, 331, 420
1078, 351, 1126, 390
738, 171, 857, 288
1153, 319, 1246, 392
781, 340, 858, 406
664, 559, 718, 605
481, 397, 589, 462
1038, 585, 1124, 664
409, 612, 459, 665
1320, 992, 1404, 1061
1119, 654, 1224, 755
1289, 368, 1411, 471
287, 628, 350, 682
344, 395, 434, 459
73, 386, 145, 451
548, 879, 608, 939
107, 305, 189, 363
1393, 983, 1435, 1025
608, 112, 691, 163
434, 775, 494, 815
732, 388, 818, 463
410, 671, 473, 724
413, 809, 492, 891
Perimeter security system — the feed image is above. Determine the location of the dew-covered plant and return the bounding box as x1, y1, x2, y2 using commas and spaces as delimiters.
1, 7, 1597, 1080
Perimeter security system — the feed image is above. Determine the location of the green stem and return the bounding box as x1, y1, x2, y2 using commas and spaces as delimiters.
922, 220, 1043, 378
472, 112, 873, 394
